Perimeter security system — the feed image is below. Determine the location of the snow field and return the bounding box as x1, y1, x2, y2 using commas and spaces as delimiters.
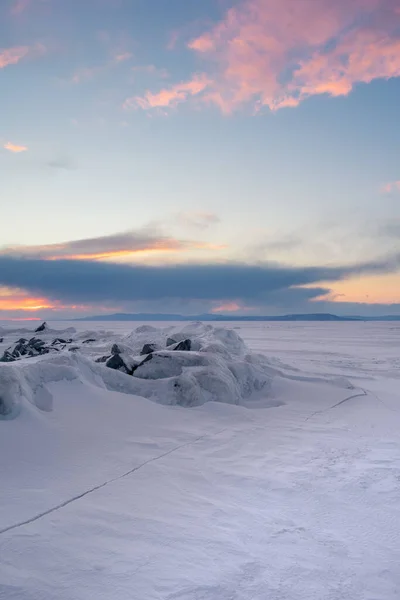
0, 321, 399, 599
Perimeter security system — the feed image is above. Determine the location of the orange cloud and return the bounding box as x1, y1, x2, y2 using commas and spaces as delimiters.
125, 74, 211, 110
382, 180, 400, 193
4, 142, 28, 153
140, 0, 400, 113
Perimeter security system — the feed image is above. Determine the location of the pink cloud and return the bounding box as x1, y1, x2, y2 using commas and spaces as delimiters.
211, 301, 242, 314
0, 43, 45, 70
382, 180, 400, 193
0, 46, 30, 68
141, 0, 400, 113
10, 0, 31, 15
11, 0, 50, 16
124, 74, 211, 110
114, 52, 133, 63
167, 31, 179, 51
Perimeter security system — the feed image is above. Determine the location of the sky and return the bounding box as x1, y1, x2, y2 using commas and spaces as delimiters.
0, 0, 399, 319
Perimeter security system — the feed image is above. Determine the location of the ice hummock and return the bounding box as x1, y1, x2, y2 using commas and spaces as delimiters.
0, 322, 274, 418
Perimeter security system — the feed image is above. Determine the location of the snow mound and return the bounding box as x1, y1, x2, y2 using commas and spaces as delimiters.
0, 323, 273, 418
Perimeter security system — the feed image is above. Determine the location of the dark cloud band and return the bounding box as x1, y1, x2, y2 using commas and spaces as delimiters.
0, 255, 398, 304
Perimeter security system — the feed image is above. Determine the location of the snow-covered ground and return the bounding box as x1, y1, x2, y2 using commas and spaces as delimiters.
1, 321, 399, 600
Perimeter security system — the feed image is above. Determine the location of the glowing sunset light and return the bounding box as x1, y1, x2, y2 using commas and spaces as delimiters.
46, 244, 225, 262
6, 317, 42, 321
316, 274, 400, 305
4, 141, 28, 153
0, 296, 55, 311
0, 0, 399, 318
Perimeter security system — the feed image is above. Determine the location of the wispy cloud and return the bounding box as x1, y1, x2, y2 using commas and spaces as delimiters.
135, 0, 400, 113
0, 43, 45, 70
247, 218, 400, 267
382, 180, 400, 193
70, 51, 133, 84
0, 228, 225, 261
114, 52, 133, 63
46, 157, 76, 171
4, 142, 28, 153
0, 46, 30, 69
124, 74, 211, 110
177, 212, 220, 230
10, 0, 31, 15
131, 64, 169, 79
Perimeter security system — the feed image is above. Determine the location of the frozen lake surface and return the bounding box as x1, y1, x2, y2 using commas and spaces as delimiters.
0, 321, 399, 600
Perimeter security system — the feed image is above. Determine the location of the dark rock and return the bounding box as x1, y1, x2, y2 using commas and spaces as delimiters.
13, 342, 28, 356
106, 354, 131, 374
51, 338, 67, 345
28, 337, 45, 347
95, 355, 110, 363
68, 346, 80, 352
0, 350, 16, 363
111, 344, 121, 355
173, 339, 192, 352
140, 343, 158, 356
34, 322, 47, 333
166, 337, 177, 347
82, 338, 96, 344
0, 335, 64, 363
0, 338, 3, 343
28, 339, 46, 353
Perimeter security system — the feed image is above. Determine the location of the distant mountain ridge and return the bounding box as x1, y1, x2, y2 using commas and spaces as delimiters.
74, 313, 400, 322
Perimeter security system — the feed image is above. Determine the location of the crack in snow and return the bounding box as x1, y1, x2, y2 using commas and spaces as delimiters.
0, 427, 229, 536
2, 385, 395, 537
304, 388, 368, 422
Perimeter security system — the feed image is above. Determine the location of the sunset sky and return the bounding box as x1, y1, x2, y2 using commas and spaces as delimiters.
1, 0, 399, 319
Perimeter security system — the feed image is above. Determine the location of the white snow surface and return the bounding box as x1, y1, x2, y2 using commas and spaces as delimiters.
0, 321, 400, 599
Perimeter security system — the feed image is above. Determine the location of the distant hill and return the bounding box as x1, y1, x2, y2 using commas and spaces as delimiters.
74, 312, 400, 322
